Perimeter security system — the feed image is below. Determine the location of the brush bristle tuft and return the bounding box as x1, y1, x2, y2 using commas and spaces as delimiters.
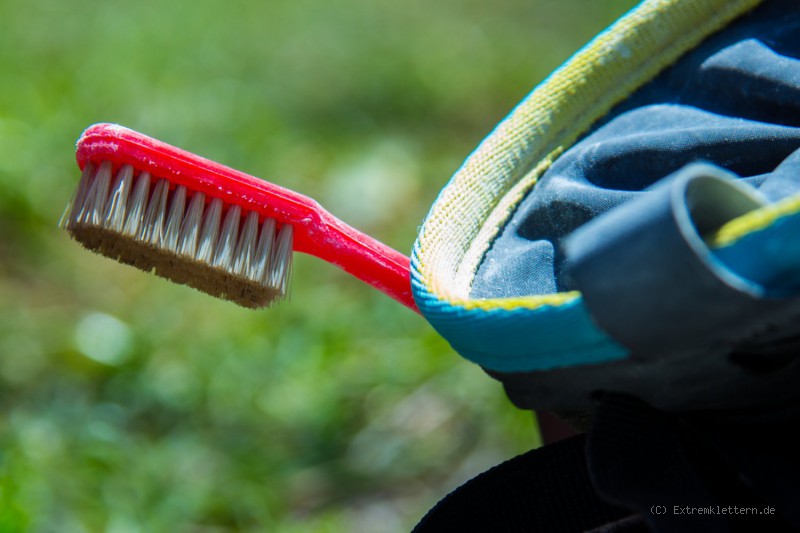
61, 161, 293, 308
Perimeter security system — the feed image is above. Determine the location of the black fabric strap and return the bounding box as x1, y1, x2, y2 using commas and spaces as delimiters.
413, 433, 634, 532
588, 393, 730, 533
415, 393, 800, 532
587, 392, 798, 533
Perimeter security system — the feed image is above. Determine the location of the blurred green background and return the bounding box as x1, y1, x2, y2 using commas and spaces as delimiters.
0, 1, 637, 531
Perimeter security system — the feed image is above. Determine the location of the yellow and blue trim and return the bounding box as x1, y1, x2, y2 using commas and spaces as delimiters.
711, 192, 800, 292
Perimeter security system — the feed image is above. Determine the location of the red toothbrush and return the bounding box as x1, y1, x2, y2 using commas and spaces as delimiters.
62, 123, 419, 312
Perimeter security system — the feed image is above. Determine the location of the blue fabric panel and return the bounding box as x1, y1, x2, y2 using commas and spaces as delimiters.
471, 106, 800, 300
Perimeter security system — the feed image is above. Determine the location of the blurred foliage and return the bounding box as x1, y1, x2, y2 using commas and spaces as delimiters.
0, 0, 637, 531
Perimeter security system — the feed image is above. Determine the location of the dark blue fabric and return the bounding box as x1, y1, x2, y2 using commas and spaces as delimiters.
471, 0, 800, 300
472, 0, 800, 413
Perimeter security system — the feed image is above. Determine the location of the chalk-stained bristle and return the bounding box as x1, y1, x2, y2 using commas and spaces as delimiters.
61, 161, 293, 308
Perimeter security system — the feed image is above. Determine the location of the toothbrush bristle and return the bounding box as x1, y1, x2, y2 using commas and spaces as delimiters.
62, 161, 293, 308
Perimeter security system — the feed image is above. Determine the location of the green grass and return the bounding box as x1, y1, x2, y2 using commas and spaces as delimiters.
0, 1, 636, 531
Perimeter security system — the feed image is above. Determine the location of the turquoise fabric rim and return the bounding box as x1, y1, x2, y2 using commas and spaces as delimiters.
410, 244, 629, 373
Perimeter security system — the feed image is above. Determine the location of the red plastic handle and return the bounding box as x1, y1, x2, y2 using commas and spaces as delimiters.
76, 123, 420, 313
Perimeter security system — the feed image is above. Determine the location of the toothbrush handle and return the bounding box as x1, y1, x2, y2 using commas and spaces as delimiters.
311, 214, 419, 313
